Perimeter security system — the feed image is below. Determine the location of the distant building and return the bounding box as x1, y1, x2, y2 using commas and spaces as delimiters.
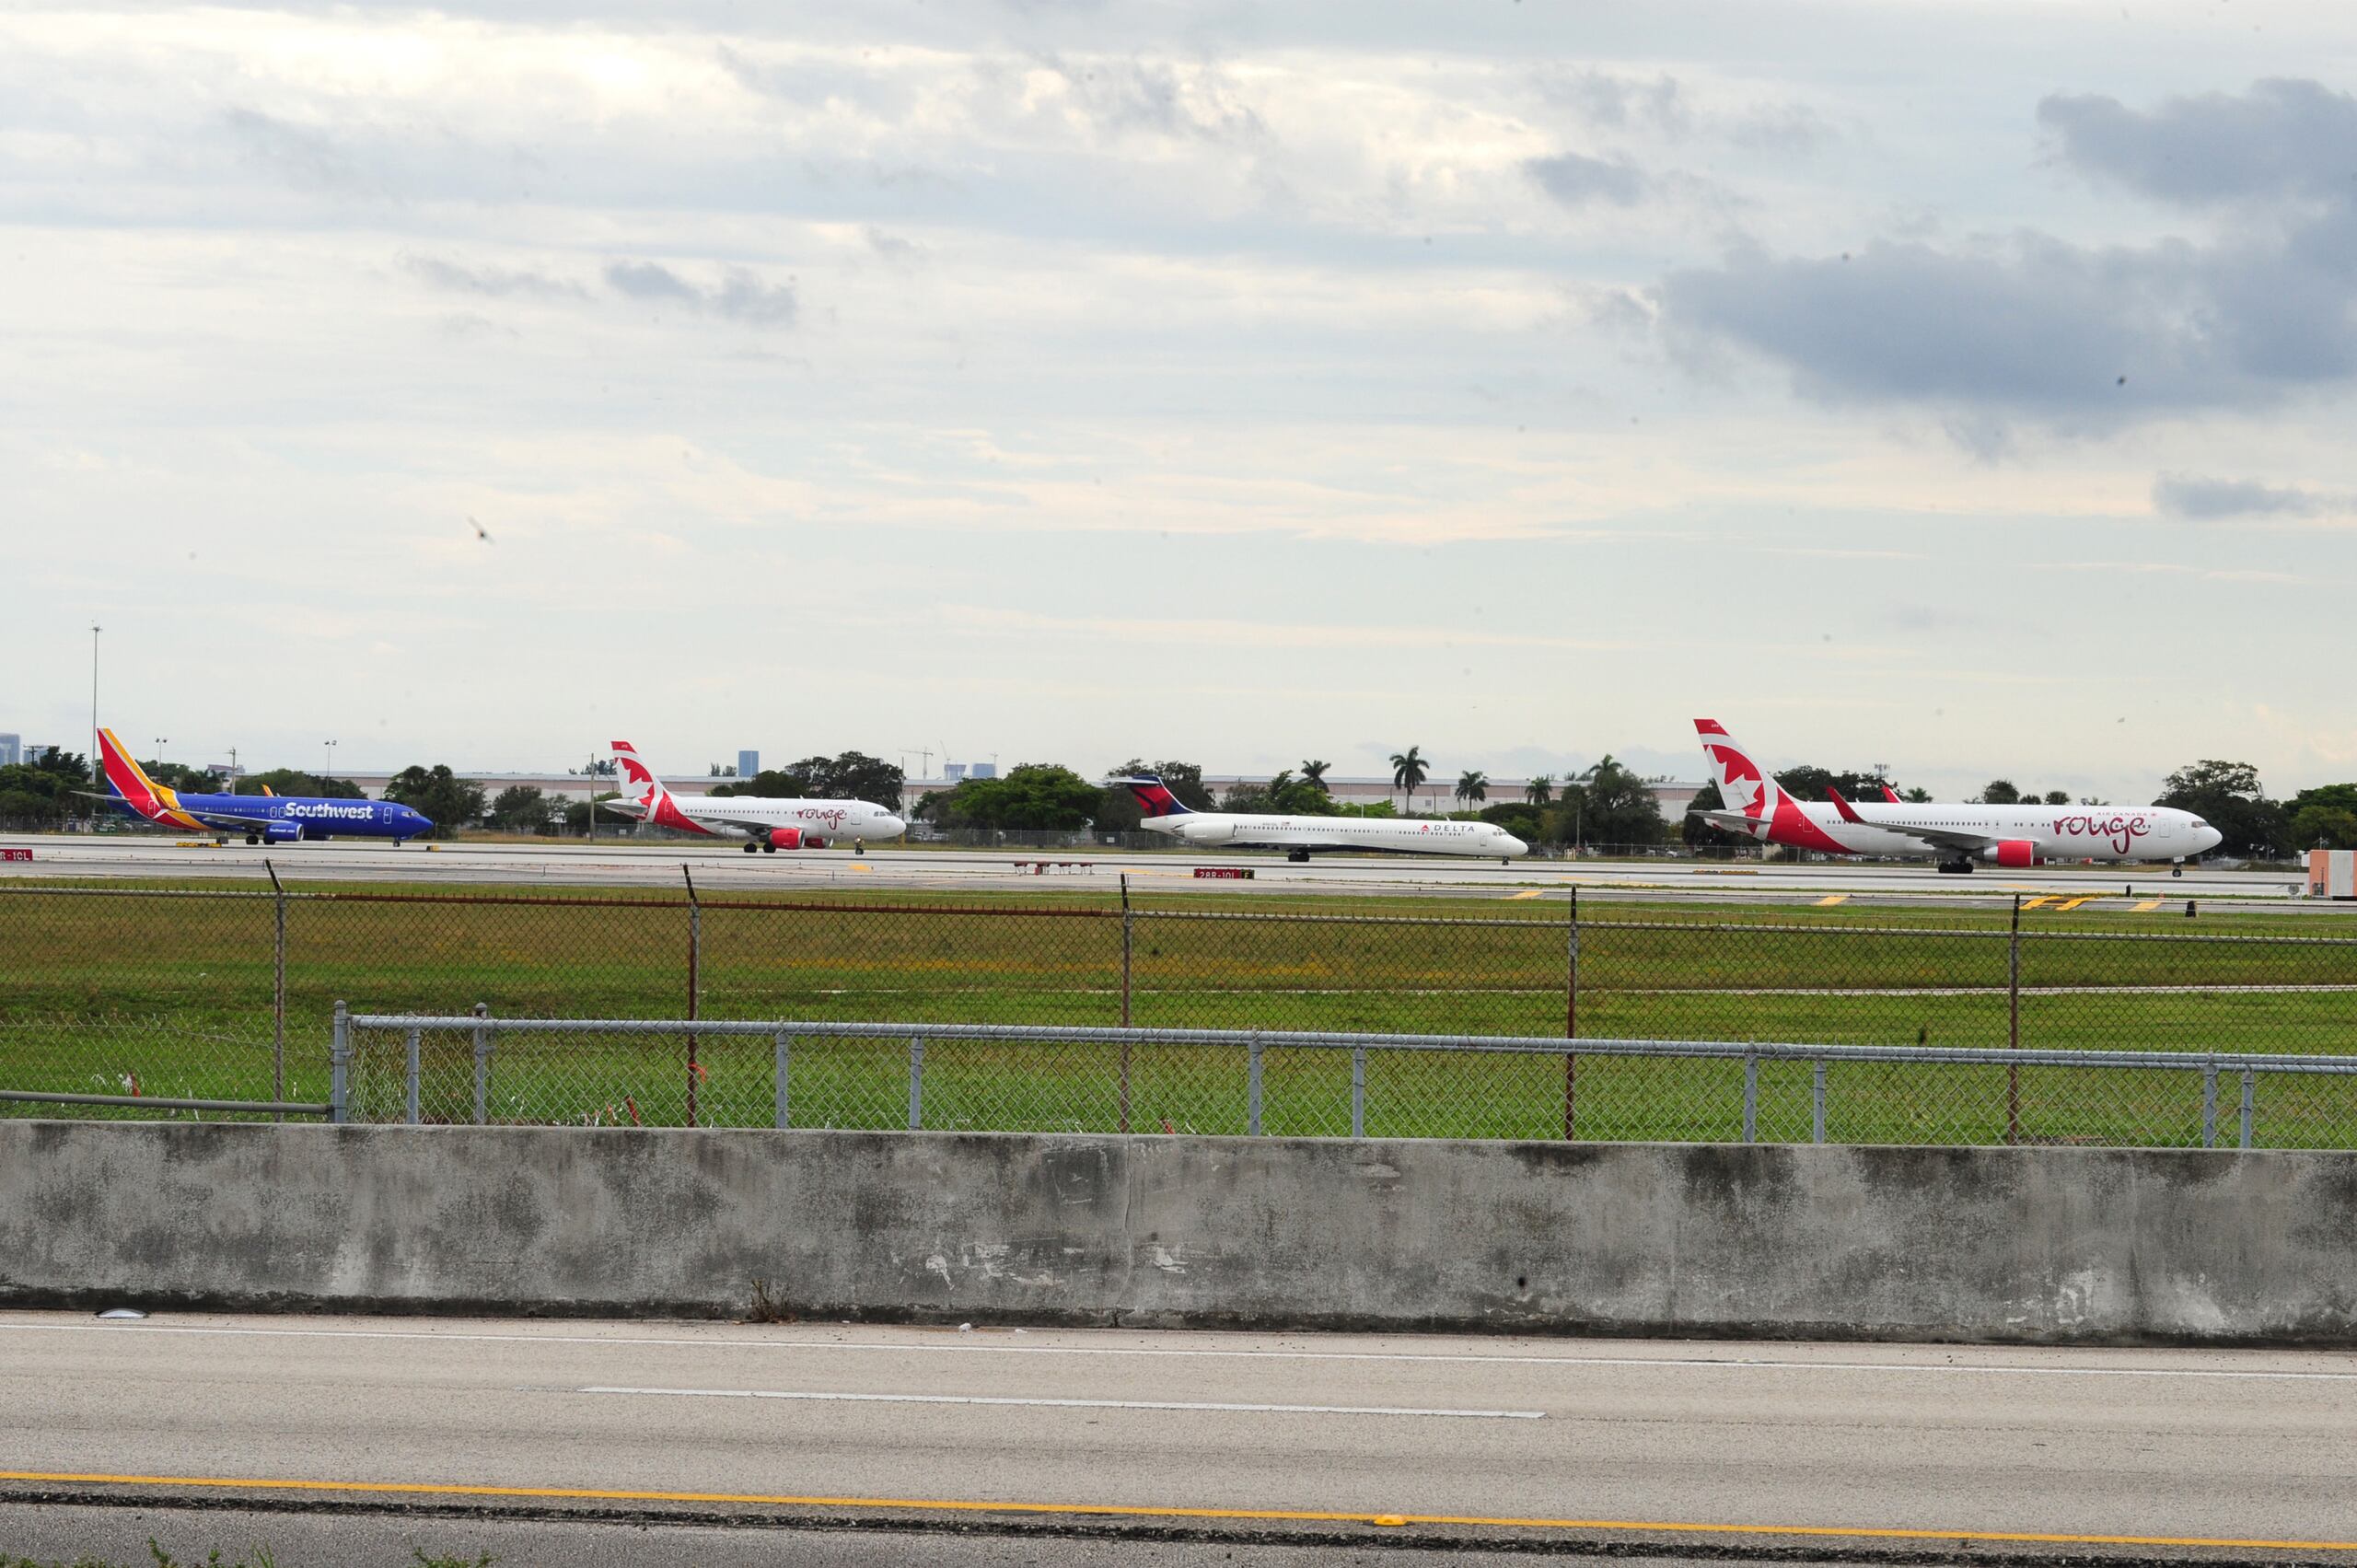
737, 749, 760, 779
966, 761, 997, 780
0, 734, 18, 767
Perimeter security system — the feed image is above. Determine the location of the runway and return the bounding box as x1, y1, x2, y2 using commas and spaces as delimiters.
5, 1313, 2355, 1562
0, 830, 2322, 908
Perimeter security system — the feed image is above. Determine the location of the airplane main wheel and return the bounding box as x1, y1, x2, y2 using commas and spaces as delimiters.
763, 843, 778, 854
743, 842, 759, 854
1287, 849, 1310, 863
2172, 865, 2184, 877
245, 834, 260, 845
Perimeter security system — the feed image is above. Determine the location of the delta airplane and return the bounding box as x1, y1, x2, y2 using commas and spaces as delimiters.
1688, 719, 2223, 875
602, 740, 907, 852
1115, 774, 1527, 863
87, 728, 432, 843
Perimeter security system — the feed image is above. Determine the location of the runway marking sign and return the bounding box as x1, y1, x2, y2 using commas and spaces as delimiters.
1812, 894, 1847, 907
1506, 889, 1544, 900
2019, 896, 2056, 911
2134, 898, 2165, 912
2054, 896, 2098, 912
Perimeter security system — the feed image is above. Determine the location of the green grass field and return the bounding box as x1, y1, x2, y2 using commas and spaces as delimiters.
5, 880, 2354, 1146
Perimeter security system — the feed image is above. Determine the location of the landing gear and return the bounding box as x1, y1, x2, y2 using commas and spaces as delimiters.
763, 842, 778, 854
2172, 862, 2185, 878
244, 834, 259, 845
1287, 849, 1310, 863
743, 842, 759, 854
1936, 858, 1975, 875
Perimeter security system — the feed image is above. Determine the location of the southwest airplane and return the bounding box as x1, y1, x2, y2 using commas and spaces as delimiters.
1115, 773, 1527, 863
602, 740, 908, 852
89, 728, 433, 843
1688, 718, 2223, 874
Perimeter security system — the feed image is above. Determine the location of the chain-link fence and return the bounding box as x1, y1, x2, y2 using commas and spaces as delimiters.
6, 879, 2355, 1145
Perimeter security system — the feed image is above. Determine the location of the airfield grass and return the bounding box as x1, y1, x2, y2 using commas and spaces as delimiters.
5, 878, 2355, 1146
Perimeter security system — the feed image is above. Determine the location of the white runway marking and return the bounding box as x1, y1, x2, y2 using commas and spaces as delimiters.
576, 1385, 1543, 1419
16, 1320, 2357, 1382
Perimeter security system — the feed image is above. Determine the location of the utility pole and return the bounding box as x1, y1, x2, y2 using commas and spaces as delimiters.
228, 747, 239, 791
587, 749, 598, 841
88, 621, 100, 796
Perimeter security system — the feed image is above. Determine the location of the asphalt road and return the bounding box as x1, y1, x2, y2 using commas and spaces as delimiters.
6, 1313, 2356, 1562
0, 831, 2320, 907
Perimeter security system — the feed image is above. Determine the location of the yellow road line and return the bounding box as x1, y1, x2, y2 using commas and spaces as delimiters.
2018, 896, 2054, 911
1812, 894, 1847, 907
3, 1471, 2352, 1552
2134, 898, 2165, 912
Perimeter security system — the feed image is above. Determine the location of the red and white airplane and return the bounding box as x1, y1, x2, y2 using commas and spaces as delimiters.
602, 740, 907, 853
1689, 719, 2223, 875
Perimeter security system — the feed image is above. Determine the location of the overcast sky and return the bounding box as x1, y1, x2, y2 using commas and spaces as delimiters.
8, 0, 2357, 799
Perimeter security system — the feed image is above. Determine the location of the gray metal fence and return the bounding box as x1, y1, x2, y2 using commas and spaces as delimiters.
334, 1008, 2357, 1150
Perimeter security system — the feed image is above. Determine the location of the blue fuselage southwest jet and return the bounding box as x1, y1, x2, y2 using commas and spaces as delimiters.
93, 727, 432, 843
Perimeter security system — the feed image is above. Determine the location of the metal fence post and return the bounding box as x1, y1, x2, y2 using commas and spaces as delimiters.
1248, 1032, 1263, 1136
909, 1037, 924, 1130
787, 1028, 806, 1127
2239, 1069, 2256, 1150
1564, 888, 1579, 1141
2006, 894, 2023, 1146
683, 865, 701, 1130
268, 861, 287, 1114
1742, 1050, 1759, 1144
471, 1002, 490, 1127
1811, 1059, 1826, 1144
404, 1027, 422, 1126
2200, 1061, 2218, 1148
329, 1000, 349, 1125
1351, 1045, 1366, 1139
1120, 875, 1133, 1134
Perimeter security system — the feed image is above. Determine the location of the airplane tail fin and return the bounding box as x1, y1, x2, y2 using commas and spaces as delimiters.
95, 727, 167, 819
1878, 783, 1902, 805
610, 740, 673, 817
1692, 719, 1787, 828
1111, 773, 1194, 819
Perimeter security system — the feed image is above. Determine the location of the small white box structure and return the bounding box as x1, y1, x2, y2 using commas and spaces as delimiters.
2308, 849, 2356, 899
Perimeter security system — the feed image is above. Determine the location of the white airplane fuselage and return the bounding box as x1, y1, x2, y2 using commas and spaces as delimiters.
1143, 812, 1526, 859
1712, 799, 2216, 865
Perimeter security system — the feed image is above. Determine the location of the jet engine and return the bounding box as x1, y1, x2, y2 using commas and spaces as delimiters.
768, 827, 804, 850
1988, 839, 2040, 868
263, 820, 303, 843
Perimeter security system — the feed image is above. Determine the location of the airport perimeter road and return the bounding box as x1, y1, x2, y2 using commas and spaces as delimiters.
6, 1314, 2357, 1562
0, 831, 2317, 907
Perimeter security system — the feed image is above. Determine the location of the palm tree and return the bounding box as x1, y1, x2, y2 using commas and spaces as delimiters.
1389, 746, 1427, 814
1299, 759, 1330, 790
1456, 770, 1488, 809
1525, 773, 1554, 807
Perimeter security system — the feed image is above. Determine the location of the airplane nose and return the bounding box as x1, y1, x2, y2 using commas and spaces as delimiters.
2201, 827, 2223, 854
877, 815, 907, 838
1501, 834, 1528, 856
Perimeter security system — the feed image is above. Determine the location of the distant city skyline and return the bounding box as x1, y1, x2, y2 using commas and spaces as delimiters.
9, 2, 2356, 804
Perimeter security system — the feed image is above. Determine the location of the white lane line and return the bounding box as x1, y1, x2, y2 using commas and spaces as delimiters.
578, 1386, 1540, 1419
10, 1321, 2357, 1383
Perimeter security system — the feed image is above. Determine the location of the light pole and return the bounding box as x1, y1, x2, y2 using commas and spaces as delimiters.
88, 621, 100, 785
323, 739, 337, 783
153, 738, 168, 770
227, 747, 239, 792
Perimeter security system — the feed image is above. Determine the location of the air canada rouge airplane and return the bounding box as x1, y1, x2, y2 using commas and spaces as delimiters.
602, 740, 907, 852
86, 727, 433, 843
1689, 718, 2224, 875
1114, 773, 1527, 863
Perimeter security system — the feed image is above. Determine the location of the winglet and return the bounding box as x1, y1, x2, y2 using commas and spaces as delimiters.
1827, 785, 1867, 825
1878, 783, 1901, 805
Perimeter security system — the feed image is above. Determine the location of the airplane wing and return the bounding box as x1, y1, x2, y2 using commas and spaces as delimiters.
1825, 791, 2000, 854
1688, 808, 1764, 834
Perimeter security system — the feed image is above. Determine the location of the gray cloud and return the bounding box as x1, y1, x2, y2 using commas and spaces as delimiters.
2039, 79, 2357, 207
219, 107, 374, 194
1658, 81, 2357, 431
2154, 473, 2348, 520
1526, 152, 1645, 208
402, 255, 586, 299
1538, 70, 1689, 137
606, 261, 797, 325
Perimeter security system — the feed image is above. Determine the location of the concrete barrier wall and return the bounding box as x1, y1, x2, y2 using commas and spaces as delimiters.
5, 1122, 2355, 1344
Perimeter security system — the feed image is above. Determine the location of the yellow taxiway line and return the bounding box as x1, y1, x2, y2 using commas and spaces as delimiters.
2018, 895, 2055, 911
2135, 898, 2165, 912
1812, 894, 1847, 907
2053, 896, 2098, 911
4, 1470, 2354, 1553
1505, 889, 1544, 900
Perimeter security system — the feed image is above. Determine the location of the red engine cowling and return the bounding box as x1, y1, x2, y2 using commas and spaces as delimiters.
767, 827, 804, 850
1991, 839, 2039, 868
